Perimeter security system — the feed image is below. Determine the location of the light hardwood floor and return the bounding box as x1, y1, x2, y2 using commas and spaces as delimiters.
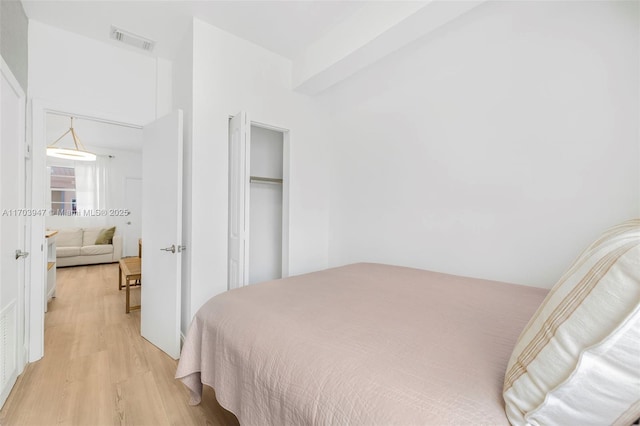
0, 263, 239, 426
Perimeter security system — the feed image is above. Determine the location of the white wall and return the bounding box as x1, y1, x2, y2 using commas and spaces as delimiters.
28, 20, 170, 125
28, 2, 638, 338
185, 18, 330, 326
319, 1, 639, 288
1, 0, 28, 91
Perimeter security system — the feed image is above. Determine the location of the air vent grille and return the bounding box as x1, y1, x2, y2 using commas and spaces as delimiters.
110, 26, 155, 52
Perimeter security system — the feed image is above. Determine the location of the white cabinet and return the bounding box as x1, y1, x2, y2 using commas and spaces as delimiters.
45, 231, 57, 312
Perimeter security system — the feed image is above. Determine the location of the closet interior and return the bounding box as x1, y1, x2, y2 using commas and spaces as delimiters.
248, 125, 284, 285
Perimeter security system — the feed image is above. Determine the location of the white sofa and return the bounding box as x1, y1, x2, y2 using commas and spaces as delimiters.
53, 227, 122, 267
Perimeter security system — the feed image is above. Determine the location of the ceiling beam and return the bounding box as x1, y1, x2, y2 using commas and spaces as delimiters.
292, 0, 486, 96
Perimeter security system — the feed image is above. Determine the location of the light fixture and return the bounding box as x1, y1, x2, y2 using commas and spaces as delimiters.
47, 117, 97, 161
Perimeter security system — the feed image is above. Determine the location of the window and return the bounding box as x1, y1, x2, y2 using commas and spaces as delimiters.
50, 166, 77, 215
47, 159, 110, 216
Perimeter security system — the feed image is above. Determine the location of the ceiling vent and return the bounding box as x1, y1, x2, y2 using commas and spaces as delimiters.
110, 26, 155, 52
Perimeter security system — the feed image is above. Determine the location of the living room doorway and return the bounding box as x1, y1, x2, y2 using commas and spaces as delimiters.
28, 101, 145, 362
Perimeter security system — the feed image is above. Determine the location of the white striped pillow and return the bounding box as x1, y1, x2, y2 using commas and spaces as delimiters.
503, 219, 640, 426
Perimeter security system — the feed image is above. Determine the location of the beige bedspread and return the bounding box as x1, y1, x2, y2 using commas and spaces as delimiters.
176, 263, 547, 425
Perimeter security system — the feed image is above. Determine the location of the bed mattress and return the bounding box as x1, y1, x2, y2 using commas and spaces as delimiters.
176, 263, 548, 425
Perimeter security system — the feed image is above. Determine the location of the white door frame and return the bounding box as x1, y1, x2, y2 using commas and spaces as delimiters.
228, 115, 291, 287
29, 100, 142, 361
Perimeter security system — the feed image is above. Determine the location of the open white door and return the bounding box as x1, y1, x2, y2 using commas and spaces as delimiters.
228, 112, 250, 290
141, 110, 183, 360
0, 59, 26, 408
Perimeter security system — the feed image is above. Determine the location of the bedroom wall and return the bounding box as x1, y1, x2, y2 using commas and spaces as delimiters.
185, 18, 330, 326
320, 1, 639, 288
0, 0, 28, 91
28, 20, 171, 125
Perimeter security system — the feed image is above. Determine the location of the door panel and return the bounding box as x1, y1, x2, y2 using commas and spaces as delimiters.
228, 112, 250, 290
141, 110, 183, 360
0, 61, 26, 408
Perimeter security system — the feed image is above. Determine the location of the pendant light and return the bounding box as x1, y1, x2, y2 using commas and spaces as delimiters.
47, 117, 97, 161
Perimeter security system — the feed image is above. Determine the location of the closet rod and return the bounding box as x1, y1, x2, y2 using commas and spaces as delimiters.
250, 176, 283, 184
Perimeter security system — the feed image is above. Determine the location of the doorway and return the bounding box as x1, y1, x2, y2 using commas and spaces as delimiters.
248, 126, 284, 284
29, 102, 144, 361
30, 103, 184, 361
227, 113, 290, 289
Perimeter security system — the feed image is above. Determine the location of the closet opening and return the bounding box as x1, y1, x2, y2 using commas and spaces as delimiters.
248, 125, 284, 284
227, 114, 289, 289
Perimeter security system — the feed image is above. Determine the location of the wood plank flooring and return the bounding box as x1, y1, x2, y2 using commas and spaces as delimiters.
0, 263, 239, 426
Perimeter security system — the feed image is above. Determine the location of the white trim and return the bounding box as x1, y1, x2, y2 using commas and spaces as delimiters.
42, 109, 143, 130
28, 99, 46, 362
250, 120, 288, 134
281, 130, 290, 278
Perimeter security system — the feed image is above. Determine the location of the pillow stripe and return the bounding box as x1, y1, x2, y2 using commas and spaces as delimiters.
504, 219, 640, 425
612, 399, 640, 426
503, 241, 638, 390
513, 220, 640, 347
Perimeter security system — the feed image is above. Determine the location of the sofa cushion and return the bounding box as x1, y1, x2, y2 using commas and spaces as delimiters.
80, 245, 113, 256
57, 246, 80, 258
82, 228, 104, 247
55, 228, 83, 248
95, 227, 116, 245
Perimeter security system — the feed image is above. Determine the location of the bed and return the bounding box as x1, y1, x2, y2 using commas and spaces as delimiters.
176, 263, 548, 425
177, 220, 640, 425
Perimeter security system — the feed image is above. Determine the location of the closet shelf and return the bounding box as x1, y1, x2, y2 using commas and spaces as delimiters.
250, 176, 283, 185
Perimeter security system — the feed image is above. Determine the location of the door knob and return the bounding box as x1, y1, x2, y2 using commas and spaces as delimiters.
160, 244, 176, 253
15, 250, 29, 259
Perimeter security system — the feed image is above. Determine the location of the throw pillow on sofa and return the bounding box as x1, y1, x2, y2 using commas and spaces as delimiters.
95, 227, 116, 245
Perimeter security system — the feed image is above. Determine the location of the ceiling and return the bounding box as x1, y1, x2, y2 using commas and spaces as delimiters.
30, 1, 371, 152
30, 1, 470, 149
20, 0, 368, 60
